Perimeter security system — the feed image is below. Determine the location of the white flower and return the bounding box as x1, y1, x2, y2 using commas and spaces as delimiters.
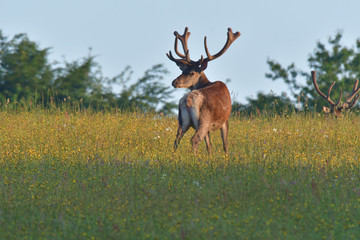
193, 181, 199, 187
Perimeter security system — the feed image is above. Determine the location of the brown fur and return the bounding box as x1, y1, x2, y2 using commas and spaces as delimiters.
168, 27, 239, 155
173, 72, 231, 155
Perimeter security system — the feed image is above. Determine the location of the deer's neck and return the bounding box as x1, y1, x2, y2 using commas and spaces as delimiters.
192, 72, 211, 90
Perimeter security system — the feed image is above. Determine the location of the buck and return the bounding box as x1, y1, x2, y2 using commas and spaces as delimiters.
167, 27, 240, 155
311, 70, 360, 116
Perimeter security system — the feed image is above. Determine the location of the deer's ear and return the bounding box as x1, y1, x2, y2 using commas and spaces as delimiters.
199, 60, 208, 71
323, 106, 331, 114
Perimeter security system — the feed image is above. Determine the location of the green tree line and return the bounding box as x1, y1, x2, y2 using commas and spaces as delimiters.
2, 30, 360, 115
233, 31, 360, 115
0, 30, 176, 113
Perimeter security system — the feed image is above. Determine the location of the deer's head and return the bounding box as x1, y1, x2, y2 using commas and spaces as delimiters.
311, 71, 360, 116
167, 27, 240, 90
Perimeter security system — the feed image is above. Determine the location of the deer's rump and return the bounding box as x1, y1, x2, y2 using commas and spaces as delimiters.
179, 81, 231, 132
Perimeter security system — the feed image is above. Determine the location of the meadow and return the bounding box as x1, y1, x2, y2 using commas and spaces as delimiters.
0, 106, 359, 239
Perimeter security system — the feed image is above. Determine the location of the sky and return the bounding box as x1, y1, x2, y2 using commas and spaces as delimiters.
2, 0, 360, 104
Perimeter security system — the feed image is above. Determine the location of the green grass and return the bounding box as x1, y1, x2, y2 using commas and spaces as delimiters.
0, 109, 359, 239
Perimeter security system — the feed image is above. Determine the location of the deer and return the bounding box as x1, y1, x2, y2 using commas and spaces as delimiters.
311, 70, 360, 116
166, 27, 240, 155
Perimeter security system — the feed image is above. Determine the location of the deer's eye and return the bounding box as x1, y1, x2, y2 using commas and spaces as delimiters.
189, 72, 195, 76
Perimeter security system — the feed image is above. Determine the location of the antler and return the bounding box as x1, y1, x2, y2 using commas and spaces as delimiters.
204, 28, 241, 62
166, 27, 202, 67
342, 78, 360, 109
311, 70, 360, 113
167, 27, 240, 67
311, 71, 341, 108
174, 27, 190, 60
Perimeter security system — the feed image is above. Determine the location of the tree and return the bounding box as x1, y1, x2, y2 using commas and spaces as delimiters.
0, 31, 53, 100
232, 91, 294, 116
115, 64, 176, 113
0, 30, 177, 113
53, 56, 94, 100
266, 31, 360, 112
52, 54, 113, 106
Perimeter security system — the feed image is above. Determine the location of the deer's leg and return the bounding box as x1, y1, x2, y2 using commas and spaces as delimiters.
174, 108, 190, 151
220, 120, 229, 154
174, 125, 189, 151
204, 132, 212, 155
191, 126, 209, 155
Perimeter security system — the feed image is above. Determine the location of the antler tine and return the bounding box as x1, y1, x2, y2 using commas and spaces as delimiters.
345, 79, 360, 102
345, 94, 360, 109
335, 90, 343, 108
174, 27, 191, 60
166, 51, 191, 66
311, 71, 336, 106
343, 79, 360, 109
204, 28, 241, 62
167, 27, 194, 66
327, 81, 337, 104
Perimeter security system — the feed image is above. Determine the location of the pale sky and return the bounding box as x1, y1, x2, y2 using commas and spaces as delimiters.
2, 0, 360, 103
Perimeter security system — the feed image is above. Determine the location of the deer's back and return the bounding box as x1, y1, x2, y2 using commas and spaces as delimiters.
181, 81, 231, 131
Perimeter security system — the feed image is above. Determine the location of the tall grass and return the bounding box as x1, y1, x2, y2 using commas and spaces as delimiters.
0, 105, 359, 239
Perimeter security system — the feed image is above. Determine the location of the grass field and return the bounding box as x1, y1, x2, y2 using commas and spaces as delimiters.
0, 108, 359, 239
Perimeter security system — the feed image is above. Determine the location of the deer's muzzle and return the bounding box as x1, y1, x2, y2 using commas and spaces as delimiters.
172, 80, 180, 88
